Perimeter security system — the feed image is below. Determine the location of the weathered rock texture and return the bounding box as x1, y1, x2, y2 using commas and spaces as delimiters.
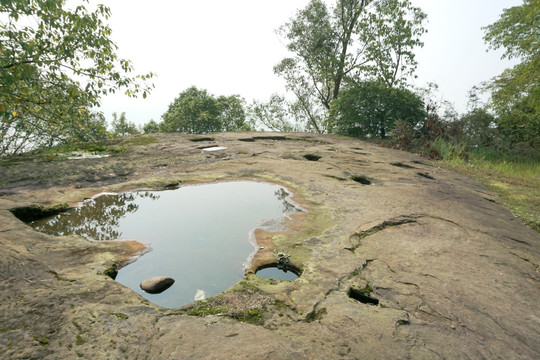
0, 132, 538, 359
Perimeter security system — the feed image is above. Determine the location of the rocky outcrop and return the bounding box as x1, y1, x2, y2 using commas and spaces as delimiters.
0, 132, 538, 359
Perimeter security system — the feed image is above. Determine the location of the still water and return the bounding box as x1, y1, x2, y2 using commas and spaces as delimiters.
31, 181, 300, 308
256, 266, 299, 281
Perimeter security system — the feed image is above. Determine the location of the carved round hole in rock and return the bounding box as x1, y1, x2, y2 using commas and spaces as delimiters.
350, 175, 372, 185
255, 264, 300, 281
303, 154, 322, 161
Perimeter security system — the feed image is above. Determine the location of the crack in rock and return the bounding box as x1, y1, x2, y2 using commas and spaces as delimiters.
346, 215, 419, 251
509, 252, 540, 272
304, 259, 374, 322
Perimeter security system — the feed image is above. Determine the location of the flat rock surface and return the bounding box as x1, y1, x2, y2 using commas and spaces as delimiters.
0, 132, 538, 359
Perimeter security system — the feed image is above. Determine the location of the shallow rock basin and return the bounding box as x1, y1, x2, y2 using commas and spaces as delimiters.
255, 264, 299, 281
31, 181, 300, 308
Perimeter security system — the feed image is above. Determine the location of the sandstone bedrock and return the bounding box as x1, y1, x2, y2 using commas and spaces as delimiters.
0, 132, 538, 359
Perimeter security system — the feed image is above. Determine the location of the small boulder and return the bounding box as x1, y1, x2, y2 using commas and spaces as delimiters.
140, 276, 175, 294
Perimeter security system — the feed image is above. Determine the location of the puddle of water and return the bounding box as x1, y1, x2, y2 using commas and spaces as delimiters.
202, 146, 227, 152
66, 152, 110, 159
256, 266, 299, 281
30, 181, 301, 308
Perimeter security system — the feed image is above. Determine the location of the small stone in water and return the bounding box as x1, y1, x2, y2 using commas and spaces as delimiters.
194, 289, 206, 301
140, 276, 175, 294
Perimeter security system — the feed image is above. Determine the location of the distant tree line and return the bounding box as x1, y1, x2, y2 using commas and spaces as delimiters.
1, 0, 537, 160
389, 0, 539, 160
247, 0, 538, 159
127, 86, 252, 136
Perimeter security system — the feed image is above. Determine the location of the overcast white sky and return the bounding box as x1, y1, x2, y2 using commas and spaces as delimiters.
98, 0, 521, 127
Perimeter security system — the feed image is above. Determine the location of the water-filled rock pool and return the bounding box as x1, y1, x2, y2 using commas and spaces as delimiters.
31, 181, 301, 308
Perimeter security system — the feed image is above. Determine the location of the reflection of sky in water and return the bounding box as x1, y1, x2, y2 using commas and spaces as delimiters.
31, 181, 300, 308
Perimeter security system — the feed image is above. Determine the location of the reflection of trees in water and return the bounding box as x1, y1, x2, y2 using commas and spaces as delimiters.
33, 187, 296, 241
274, 188, 300, 213
33, 191, 159, 241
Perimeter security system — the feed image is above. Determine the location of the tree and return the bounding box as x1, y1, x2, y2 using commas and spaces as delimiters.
160, 87, 221, 134
275, 0, 426, 132
358, 0, 427, 88
160, 86, 249, 134
111, 112, 139, 137
329, 81, 425, 138
217, 95, 251, 132
459, 108, 496, 147
142, 119, 160, 134
483, 0, 539, 143
0, 109, 109, 154
0, 0, 154, 155
249, 94, 300, 132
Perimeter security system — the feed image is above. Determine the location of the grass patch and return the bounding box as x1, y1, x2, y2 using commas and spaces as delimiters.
185, 301, 265, 325
232, 308, 264, 325
435, 150, 540, 232
305, 307, 327, 322
1, 134, 159, 163
116, 134, 158, 147
186, 302, 227, 317
34, 336, 49, 345
75, 335, 85, 346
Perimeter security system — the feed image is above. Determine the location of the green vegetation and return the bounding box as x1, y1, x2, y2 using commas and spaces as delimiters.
187, 302, 265, 325
0, 134, 158, 165
111, 112, 139, 138
187, 301, 264, 325
269, 0, 426, 132
103, 265, 118, 280
49, 271, 75, 282
482, 0, 539, 144
432, 142, 540, 232
115, 134, 158, 147
186, 302, 227, 317
159, 86, 251, 134
34, 336, 49, 345
305, 307, 327, 322
233, 309, 264, 325
330, 81, 426, 138
358, 282, 373, 296
382, 0, 539, 232
0, 0, 154, 156
75, 335, 85, 346
1, 0, 536, 233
